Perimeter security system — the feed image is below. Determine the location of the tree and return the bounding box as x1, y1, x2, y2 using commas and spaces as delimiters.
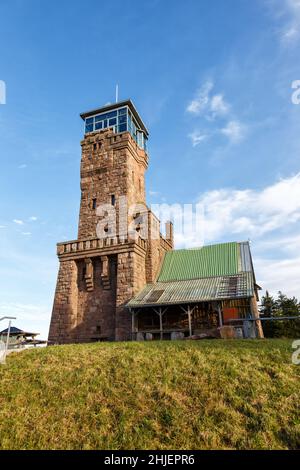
259, 291, 300, 338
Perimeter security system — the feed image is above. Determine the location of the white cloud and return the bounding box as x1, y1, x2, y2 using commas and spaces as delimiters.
18, 164, 27, 169
269, 0, 300, 43
210, 94, 230, 117
0, 225, 6, 229
188, 131, 209, 147
21, 232, 31, 236
186, 80, 214, 114
149, 190, 160, 196
187, 82, 245, 147
255, 256, 300, 298
284, 0, 300, 42
165, 173, 300, 296
13, 219, 24, 225
220, 120, 246, 143
29, 216, 38, 221
186, 81, 230, 119
197, 173, 300, 241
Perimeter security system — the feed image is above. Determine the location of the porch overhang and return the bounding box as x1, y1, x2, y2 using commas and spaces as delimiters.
127, 272, 254, 310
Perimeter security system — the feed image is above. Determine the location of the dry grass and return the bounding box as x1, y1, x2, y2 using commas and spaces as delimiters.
0, 339, 299, 450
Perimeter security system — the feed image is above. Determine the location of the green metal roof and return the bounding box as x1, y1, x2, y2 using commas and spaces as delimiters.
127, 241, 256, 308
158, 242, 240, 282
127, 273, 254, 308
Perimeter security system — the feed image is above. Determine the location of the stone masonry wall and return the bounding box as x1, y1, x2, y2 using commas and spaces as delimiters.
73, 256, 117, 342
48, 260, 78, 344
115, 250, 146, 341
78, 130, 148, 240
50, 124, 171, 343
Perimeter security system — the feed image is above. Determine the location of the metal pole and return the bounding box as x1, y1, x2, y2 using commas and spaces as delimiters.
4, 320, 11, 360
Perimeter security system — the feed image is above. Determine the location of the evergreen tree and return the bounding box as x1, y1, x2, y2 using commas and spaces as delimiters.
259, 291, 300, 338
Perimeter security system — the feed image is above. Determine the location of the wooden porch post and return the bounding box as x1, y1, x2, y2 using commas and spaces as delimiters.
187, 306, 192, 337
154, 307, 167, 340
250, 297, 264, 339
130, 308, 138, 341
180, 305, 194, 337
218, 303, 223, 327
159, 308, 163, 340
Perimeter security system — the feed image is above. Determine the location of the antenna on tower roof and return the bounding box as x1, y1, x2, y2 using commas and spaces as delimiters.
115, 84, 119, 103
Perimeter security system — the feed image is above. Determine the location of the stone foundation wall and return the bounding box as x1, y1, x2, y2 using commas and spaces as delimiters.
73, 257, 117, 342
115, 250, 146, 341
48, 260, 78, 344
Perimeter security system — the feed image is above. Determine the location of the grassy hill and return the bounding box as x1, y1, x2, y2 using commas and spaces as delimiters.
0, 339, 299, 450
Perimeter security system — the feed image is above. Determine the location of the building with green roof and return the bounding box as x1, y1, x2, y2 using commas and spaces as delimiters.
48, 99, 263, 344
127, 241, 263, 340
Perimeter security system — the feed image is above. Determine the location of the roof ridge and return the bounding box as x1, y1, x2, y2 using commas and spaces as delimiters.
170, 241, 238, 253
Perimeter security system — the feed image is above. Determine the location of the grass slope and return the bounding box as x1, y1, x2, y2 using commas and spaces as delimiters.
0, 340, 299, 450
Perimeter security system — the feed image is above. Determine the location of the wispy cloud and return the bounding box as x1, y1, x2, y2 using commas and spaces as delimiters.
188, 131, 209, 147
13, 219, 24, 225
186, 81, 229, 119
21, 232, 31, 236
149, 190, 160, 196
18, 164, 27, 169
268, 0, 300, 44
187, 81, 246, 146
29, 216, 38, 221
186, 80, 214, 115
210, 94, 230, 118
282, 0, 300, 43
220, 120, 246, 143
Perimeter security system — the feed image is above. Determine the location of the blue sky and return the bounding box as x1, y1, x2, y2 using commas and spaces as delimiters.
0, 0, 300, 339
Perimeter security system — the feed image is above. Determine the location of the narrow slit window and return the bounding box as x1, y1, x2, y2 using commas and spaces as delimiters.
92, 198, 97, 210
111, 194, 116, 206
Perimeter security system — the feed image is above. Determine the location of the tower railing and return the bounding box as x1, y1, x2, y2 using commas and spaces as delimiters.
57, 235, 148, 256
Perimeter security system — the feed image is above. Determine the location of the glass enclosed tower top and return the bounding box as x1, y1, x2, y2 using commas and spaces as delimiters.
80, 99, 148, 151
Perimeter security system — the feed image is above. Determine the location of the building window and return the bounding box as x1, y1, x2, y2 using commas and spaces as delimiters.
92, 198, 97, 210
84, 105, 147, 150
111, 194, 116, 206
93, 143, 97, 151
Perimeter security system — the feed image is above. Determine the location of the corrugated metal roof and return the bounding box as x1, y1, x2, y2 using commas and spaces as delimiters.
158, 242, 240, 282
127, 241, 256, 308
127, 273, 254, 308
239, 241, 252, 272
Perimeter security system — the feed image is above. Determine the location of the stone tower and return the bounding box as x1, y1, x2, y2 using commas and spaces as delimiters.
48, 100, 173, 343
